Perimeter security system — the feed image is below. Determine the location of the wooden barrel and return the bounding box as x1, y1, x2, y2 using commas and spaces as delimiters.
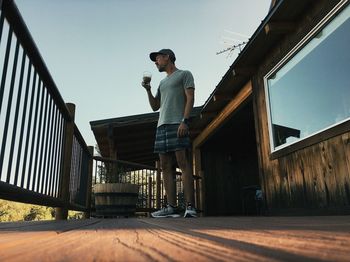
94, 183, 139, 217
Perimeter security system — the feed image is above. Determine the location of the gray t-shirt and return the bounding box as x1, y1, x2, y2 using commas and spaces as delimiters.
155, 69, 195, 127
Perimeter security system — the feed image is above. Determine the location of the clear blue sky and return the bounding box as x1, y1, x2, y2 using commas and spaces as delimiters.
15, 0, 271, 148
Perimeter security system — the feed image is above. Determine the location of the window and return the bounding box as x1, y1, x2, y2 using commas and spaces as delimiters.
265, 1, 350, 152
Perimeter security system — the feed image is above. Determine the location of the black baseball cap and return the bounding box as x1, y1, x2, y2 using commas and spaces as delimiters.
149, 49, 176, 62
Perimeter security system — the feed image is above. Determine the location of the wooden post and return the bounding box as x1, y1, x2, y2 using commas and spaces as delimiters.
193, 147, 203, 213
156, 161, 161, 209
55, 103, 75, 220
199, 170, 205, 215
148, 176, 152, 209
83, 146, 94, 219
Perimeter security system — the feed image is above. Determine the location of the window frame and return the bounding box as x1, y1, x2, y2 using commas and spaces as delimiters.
263, 0, 350, 158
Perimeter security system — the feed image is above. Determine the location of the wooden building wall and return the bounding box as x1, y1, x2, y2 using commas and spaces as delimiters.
253, 0, 350, 214
200, 101, 260, 216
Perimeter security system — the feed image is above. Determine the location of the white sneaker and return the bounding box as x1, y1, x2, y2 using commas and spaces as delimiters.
184, 205, 197, 218
151, 205, 181, 218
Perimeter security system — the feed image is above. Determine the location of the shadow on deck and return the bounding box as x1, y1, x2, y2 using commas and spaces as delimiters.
1, 216, 350, 261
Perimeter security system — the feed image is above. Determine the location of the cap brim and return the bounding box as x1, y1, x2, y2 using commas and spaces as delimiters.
150, 52, 160, 62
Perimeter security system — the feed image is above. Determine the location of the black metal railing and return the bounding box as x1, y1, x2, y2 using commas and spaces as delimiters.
0, 0, 92, 213
92, 156, 162, 212
69, 126, 91, 208
92, 156, 185, 214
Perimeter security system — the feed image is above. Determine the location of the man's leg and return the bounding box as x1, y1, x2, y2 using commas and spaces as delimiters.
159, 153, 176, 207
175, 149, 194, 205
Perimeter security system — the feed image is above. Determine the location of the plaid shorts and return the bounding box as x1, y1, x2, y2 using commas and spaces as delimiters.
154, 124, 191, 154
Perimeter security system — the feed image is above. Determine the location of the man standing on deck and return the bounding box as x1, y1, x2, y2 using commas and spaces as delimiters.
142, 49, 197, 218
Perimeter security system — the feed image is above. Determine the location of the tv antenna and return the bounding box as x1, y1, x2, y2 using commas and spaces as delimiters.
216, 30, 249, 57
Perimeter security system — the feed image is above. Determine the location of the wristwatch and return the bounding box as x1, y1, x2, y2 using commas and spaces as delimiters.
181, 118, 189, 125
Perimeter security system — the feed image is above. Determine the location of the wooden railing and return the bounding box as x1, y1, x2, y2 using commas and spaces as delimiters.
0, 0, 93, 218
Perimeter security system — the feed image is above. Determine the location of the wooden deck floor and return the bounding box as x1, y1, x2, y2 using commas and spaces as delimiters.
0, 216, 349, 261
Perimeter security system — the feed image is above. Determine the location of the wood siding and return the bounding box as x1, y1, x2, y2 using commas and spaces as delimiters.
200, 101, 260, 216
253, 0, 350, 214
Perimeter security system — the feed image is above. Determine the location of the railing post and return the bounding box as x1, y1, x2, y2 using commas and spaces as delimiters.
199, 171, 205, 215
156, 161, 161, 209
83, 146, 94, 219
193, 147, 204, 215
55, 103, 75, 220
148, 176, 152, 209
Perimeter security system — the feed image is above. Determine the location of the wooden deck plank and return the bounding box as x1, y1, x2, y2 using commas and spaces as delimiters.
0, 216, 349, 261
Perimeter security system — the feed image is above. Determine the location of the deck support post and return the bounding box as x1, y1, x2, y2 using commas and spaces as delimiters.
148, 176, 153, 209
156, 161, 161, 209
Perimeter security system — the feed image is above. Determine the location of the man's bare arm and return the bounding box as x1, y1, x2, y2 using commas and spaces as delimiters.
142, 82, 160, 111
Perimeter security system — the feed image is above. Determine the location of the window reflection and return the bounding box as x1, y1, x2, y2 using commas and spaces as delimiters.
273, 124, 300, 147
266, 4, 350, 150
